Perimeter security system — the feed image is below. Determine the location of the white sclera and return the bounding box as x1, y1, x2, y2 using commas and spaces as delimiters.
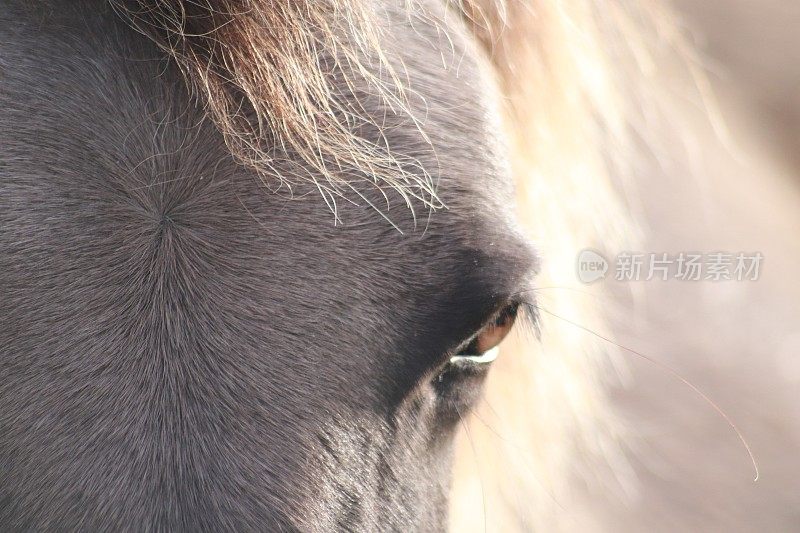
448, 345, 500, 365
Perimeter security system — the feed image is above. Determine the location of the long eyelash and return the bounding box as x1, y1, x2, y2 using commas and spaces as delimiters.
500, 285, 758, 483
510, 298, 541, 339
532, 301, 759, 482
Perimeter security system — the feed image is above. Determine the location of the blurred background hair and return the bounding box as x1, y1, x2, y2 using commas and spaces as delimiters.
450, 1, 800, 531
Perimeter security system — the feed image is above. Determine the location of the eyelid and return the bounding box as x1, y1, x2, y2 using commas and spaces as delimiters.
453, 301, 520, 358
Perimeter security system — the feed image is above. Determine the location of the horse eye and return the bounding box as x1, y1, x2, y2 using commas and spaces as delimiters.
449, 302, 519, 365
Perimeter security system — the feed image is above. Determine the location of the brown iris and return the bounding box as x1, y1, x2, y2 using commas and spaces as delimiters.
457, 302, 519, 356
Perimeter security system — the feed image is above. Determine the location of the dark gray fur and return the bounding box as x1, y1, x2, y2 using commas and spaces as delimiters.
0, 1, 536, 530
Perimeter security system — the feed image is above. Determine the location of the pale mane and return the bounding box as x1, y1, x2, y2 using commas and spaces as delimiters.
454, 1, 686, 530
110, 0, 442, 216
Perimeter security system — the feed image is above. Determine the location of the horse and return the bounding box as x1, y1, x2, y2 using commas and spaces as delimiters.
0, 0, 656, 530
